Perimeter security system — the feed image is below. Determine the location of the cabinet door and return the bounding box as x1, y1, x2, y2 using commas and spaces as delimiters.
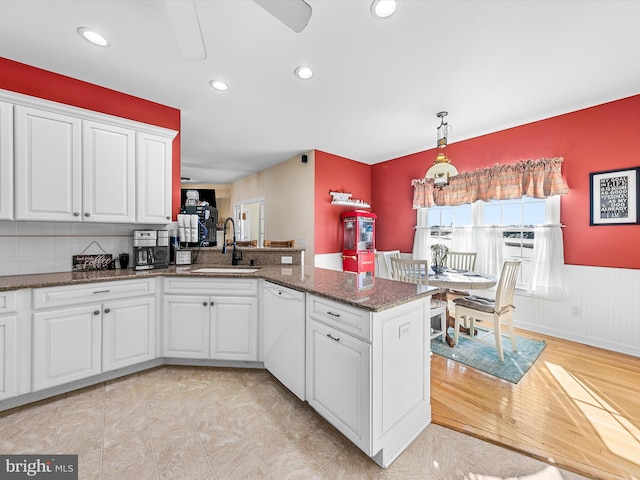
0, 314, 17, 401
102, 296, 156, 372
306, 319, 371, 453
14, 105, 82, 221
211, 296, 258, 361
136, 132, 172, 224
0, 101, 13, 220
33, 304, 102, 391
83, 121, 135, 223
163, 295, 210, 359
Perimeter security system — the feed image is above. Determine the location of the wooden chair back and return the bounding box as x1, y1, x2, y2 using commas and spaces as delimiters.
390, 257, 429, 285
264, 240, 295, 248
446, 252, 477, 271
494, 260, 521, 312
235, 240, 257, 247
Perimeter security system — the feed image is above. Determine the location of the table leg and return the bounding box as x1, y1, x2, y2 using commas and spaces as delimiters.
434, 290, 475, 347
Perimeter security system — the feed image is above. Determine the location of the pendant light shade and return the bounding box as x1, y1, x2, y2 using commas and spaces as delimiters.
425, 111, 458, 187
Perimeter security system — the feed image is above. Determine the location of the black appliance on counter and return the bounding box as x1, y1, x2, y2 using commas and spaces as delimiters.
180, 205, 218, 246
133, 230, 169, 270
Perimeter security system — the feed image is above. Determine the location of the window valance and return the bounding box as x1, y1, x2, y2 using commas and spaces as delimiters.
412, 157, 569, 208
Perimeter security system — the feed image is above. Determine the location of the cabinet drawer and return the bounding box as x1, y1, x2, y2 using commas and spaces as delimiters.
163, 277, 258, 296
0, 291, 18, 314
32, 278, 156, 309
307, 295, 371, 342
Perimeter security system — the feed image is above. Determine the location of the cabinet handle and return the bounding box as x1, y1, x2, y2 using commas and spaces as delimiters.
327, 311, 341, 318
210, 301, 214, 306
326, 333, 340, 342
73, 212, 80, 217
166, 216, 170, 220
93, 310, 100, 315
84, 212, 91, 217
203, 302, 208, 306
104, 308, 111, 314
93, 290, 111, 294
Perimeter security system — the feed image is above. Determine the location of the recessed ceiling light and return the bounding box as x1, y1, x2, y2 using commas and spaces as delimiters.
371, 0, 397, 19
294, 65, 313, 80
209, 79, 228, 91
77, 27, 110, 47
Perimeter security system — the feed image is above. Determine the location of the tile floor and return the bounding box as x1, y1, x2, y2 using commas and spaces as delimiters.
0, 366, 589, 480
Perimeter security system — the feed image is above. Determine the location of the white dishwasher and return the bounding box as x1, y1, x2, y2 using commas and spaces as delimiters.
263, 281, 306, 400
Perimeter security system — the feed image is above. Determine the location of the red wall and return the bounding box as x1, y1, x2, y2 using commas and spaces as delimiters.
314, 150, 372, 254
0, 57, 182, 218
372, 95, 640, 269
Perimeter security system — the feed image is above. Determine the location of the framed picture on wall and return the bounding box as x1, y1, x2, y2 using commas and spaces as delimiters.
590, 167, 640, 225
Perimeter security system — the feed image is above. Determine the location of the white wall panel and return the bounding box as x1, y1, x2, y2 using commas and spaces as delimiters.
513, 265, 640, 357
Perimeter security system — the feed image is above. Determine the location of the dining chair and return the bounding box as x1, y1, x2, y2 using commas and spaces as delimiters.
452, 260, 522, 361
390, 257, 447, 342
235, 240, 257, 247
446, 252, 477, 271
378, 250, 401, 279
264, 240, 295, 247
445, 251, 477, 321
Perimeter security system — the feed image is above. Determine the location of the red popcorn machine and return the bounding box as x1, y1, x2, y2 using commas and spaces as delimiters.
341, 210, 377, 273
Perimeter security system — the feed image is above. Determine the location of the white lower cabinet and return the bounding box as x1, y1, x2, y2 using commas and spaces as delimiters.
33, 303, 102, 391
163, 295, 210, 359
211, 296, 258, 361
0, 314, 18, 401
102, 296, 156, 372
31, 279, 157, 392
307, 319, 370, 451
306, 294, 432, 468
162, 278, 259, 362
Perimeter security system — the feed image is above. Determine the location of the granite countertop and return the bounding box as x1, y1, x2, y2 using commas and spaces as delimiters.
0, 265, 436, 312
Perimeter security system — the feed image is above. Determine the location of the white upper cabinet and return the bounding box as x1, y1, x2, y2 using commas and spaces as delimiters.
14, 105, 83, 221
83, 121, 136, 223
4, 90, 177, 224
136, 132, 172, 224
0, 101, 13, 220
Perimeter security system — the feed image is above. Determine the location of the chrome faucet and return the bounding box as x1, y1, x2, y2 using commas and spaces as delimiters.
222, 217, 242, 265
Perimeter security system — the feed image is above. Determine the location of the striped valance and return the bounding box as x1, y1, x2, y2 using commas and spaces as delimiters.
412, 157, 569, 208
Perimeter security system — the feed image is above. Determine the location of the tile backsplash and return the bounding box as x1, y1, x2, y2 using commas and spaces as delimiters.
0, 221, 164, 276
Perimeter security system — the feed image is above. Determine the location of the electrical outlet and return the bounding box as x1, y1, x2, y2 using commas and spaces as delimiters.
570, 305, 582, 317
281, 256, 293, 264
399, 322, 411, 339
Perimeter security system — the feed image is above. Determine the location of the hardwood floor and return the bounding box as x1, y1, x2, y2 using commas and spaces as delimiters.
430, 327, 640, 480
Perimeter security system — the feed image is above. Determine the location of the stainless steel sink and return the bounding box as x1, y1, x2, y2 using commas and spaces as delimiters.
191, 267, 259, 274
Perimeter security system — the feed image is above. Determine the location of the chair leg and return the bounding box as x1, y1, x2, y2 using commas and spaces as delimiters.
494, 313, 504, 361
439, 311, 447, 342
453, 311, 461, 345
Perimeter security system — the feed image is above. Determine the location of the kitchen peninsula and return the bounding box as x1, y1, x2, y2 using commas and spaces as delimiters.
0, 265, 436, 468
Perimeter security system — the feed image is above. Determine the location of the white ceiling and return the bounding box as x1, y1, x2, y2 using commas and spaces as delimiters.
1, 0, 640, 184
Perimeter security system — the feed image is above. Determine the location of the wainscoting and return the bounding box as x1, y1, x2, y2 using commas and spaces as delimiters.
513, 264, 640, 358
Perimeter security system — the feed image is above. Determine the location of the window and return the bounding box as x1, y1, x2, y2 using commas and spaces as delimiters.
428, 196, 557, 289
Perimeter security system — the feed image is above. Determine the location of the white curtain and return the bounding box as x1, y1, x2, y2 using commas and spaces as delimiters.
412, 208, 430, 260
474, 226, 504, 278
528, 225, 565, 299
451, 227, 474, 252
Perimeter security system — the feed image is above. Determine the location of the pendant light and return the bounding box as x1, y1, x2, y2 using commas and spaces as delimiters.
426, 111, 458, 187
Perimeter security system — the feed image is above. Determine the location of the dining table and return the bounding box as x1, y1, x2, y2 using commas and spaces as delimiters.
427, 269, 498, 346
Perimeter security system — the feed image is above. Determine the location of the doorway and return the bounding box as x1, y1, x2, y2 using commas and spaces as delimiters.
233, 197, 265, 247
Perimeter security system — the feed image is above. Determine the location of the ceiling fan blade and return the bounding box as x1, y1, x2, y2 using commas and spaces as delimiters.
164, 0, 207, 60
253, 0, 312, 33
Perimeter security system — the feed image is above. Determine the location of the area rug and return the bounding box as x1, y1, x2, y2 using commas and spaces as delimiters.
431, 328, 546, 384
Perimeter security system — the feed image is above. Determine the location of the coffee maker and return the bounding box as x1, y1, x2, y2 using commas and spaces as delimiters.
133, 230, 169, 270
